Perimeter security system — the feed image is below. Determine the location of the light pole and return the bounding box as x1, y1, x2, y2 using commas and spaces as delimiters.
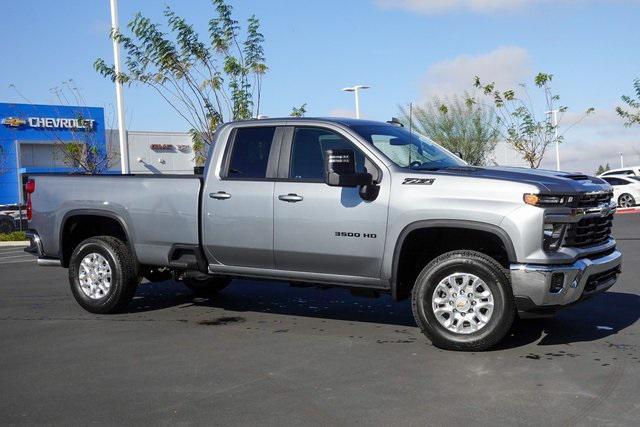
342, 85, 370, 119
546, 109, 560, 171
620, 152, 625, 168
110, 0, 129, 174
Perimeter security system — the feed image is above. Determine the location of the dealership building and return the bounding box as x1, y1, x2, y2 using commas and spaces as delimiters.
0, 102, 195, 206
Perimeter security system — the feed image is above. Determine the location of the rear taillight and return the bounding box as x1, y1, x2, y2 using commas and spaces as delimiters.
25, 179, 35, 220
25, 180, 35, 194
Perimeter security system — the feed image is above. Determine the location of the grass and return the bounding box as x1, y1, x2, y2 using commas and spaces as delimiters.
0, 231, 27, 242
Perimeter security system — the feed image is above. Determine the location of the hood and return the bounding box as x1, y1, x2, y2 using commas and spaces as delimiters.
419, 166, 611, 194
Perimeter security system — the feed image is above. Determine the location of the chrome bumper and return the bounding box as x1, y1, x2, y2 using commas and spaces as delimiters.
25, 230, 61, 267
510, 250, 622, 308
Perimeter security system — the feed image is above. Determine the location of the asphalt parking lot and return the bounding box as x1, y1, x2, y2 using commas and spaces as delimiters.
1, 214, 639, 426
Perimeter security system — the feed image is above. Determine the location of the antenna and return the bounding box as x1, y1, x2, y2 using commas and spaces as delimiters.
408, 102, 413, 168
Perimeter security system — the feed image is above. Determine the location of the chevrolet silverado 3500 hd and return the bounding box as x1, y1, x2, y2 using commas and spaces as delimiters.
25, 118, 622, 350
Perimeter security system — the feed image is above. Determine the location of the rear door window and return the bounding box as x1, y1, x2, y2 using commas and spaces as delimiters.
604, 178, 628, 186
226, 127, 276, 179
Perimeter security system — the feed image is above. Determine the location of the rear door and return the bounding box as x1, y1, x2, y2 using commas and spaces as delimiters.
273, 126, 390, 279
202, 126, 281, 269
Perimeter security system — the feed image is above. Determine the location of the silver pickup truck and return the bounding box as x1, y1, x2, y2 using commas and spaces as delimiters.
25, 117, 622, 350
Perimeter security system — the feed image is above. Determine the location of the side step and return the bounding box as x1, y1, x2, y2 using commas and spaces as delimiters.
167, 244, 207, 272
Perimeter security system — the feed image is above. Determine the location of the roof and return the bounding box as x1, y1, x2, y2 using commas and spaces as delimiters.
224, 117, 390, 128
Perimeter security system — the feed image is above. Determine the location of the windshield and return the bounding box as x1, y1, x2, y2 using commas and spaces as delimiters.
350, 124, 465, 170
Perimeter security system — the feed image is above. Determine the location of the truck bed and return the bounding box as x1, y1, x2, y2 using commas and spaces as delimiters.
29, 174, 201, 266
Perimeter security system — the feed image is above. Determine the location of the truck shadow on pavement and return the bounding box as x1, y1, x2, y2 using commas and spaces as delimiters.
130, 279, 417, 326
128, 280, 640, 350
498, 291, 640, 349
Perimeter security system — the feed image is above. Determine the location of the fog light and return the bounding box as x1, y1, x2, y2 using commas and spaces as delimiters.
550, 273, 565, 294
543, 223, 567, 251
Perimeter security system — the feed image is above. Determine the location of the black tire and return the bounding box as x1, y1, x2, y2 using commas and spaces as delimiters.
411, 250, 515, 351
618, 193, 636, 208
68, 236, 139, 314
182, 275, 231, 295
0, 218, 14, 234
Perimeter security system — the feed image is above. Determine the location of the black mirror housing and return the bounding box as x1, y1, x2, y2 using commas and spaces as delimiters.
324, 149, 372, 187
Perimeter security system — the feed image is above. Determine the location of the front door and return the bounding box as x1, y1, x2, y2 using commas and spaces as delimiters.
273, 126, 389, 279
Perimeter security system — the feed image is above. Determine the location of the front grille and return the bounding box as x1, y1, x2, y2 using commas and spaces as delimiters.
576, 192, 612, 208
564, 214, 613, 248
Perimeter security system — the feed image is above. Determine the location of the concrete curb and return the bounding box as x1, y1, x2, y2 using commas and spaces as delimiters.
0, 241, 29, 247
617, 207, 640, 215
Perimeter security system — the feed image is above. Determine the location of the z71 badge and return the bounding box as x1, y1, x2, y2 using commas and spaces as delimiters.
402, 178, 435, 185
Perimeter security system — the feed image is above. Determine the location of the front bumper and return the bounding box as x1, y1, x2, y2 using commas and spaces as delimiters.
510, 249, 622, 310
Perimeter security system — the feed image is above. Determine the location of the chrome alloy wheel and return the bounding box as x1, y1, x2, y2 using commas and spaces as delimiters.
431, 273, 494, 334
618, 194, 635, 208
78, 253, 112, 299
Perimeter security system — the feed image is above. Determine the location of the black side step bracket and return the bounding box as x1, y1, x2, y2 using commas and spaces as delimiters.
167, 244, 208, 272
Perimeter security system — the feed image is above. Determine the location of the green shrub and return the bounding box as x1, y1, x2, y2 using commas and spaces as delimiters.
0, 231, 27, 242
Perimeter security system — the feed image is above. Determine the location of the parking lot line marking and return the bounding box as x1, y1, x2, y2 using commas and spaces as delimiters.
0, 250, 27, 255
0, 259, 34, 265
0, 254, 34, 260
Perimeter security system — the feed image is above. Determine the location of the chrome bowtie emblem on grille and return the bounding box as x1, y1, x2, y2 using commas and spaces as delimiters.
600, 205, 612, 217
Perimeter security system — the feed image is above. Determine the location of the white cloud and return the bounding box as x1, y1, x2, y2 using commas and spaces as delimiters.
539, 107, 640, 173
376, 0, 640, 14
413, 47, 639, 175
376, 0, 527, 14
539, 136, 640, 174
421, 46, 531, 100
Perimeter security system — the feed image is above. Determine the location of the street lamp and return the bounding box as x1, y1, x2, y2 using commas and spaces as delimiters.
110, 0, 130, 174
546, 109, 560, 171
341, 85, 370, 119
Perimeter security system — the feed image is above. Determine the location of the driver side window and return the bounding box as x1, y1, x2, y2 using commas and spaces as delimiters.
288, 127, 365, 181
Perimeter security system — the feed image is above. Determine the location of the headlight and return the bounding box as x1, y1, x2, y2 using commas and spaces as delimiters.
524, 193, 575, 207
543, 223, 567, 251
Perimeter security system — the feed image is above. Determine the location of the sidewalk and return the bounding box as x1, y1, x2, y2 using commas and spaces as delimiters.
0, 241, 29, 247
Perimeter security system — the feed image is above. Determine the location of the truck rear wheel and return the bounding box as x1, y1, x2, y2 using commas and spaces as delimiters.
411, 250, 515, 351
68, 236, 139, 314
182, 275, 231, 295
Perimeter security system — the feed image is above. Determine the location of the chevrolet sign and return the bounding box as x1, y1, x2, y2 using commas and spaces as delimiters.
1, 116, 96, 130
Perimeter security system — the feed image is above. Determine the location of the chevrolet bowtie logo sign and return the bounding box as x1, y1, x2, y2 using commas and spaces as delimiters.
1, 117, 27, 127
1, 116, 95, 130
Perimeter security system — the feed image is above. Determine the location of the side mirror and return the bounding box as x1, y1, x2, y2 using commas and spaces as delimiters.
324, 149, 372, 188
454, 151, 463, 160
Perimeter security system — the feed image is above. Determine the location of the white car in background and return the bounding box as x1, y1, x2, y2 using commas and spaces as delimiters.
598, 166, 640, 178
600, 175, 640, 208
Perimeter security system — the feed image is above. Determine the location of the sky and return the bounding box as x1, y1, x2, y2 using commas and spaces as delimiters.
1, 0, 639, 173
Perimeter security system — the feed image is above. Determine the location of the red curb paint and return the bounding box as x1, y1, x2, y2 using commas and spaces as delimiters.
616, 208, 640, 215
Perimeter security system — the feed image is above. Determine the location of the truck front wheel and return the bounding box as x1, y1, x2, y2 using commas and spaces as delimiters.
411, 250, 515, 351
68, 236, 139, 314
182, 275, 231, 295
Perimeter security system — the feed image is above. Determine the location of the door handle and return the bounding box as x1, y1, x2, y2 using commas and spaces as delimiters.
209, 191, 231, 200
278, 193, 303, 203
